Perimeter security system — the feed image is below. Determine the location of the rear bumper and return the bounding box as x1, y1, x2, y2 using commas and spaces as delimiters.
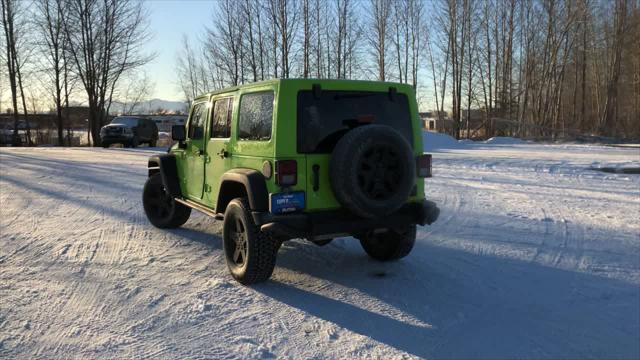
102, 135, 132, 143
255, 200, 439, 239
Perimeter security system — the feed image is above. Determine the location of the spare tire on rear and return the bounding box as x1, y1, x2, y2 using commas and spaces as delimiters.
329, 124, 415, 218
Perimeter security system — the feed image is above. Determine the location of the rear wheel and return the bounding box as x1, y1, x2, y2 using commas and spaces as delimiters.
142, 173, 191, 228
358, 225, 416, 261
223, 198, 280, 284
150, 139, 157, 147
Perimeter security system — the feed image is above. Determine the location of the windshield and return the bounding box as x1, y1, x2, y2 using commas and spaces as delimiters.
110, 117, 139, 127
297, 90, 413, 153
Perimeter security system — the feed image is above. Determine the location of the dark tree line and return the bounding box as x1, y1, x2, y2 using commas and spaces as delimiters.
1, 0, 152, 146
178, 0, 639, 140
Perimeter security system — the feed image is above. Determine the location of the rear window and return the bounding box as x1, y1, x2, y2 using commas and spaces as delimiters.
297, 90, 413, 153
238, 91, 274, 141
111, 117, 139, 127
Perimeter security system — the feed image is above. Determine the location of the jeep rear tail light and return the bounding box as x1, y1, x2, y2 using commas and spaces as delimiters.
417, 154, 432, 178
276, 160, 297, 186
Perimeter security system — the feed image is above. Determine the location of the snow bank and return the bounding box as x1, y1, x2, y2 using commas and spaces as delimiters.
423, 132, 532, 151
422, 131, 468, 151
1, 145, 639, 359
484, 136, 527, 145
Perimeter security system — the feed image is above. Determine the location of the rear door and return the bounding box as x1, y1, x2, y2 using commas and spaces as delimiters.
184, 101, 209, 200
205, 96, 234, 205
149, 119, 158, 141
144, 119, 155, 141
296, 90, 414, 211
138, 119, 148, 141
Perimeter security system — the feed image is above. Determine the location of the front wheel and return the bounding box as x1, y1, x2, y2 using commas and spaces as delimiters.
130, 136, 139, 148
142, 173, 191, 228
223, 198, 280, 284
358, 225, 416, 261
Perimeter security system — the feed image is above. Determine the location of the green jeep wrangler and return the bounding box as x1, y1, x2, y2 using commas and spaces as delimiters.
143, 79, 439, 284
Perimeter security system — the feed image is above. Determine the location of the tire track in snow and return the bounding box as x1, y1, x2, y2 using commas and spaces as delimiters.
2, 145, 639, 358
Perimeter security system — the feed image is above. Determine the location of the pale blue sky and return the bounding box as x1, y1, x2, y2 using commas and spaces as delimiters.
144, 0, 215, 101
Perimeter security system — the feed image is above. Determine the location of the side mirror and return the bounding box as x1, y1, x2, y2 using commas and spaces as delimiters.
172, 125, 186, 141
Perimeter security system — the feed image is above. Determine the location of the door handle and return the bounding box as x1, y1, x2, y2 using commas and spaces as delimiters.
217, 149, 228, 158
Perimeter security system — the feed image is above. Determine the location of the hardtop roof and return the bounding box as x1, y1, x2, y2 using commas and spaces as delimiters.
193, 78, 414, 102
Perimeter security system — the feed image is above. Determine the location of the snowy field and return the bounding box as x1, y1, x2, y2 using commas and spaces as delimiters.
1, 137, 639, 359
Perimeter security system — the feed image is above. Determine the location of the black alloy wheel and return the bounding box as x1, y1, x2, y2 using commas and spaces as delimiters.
222, 198, 280, 284
357, 146, 402, 201
226, 217, 248, 267
142, 173, 191, 228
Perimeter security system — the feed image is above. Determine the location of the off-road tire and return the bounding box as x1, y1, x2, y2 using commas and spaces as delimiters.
142, 173, 191, 228
358, 225, 416, 261
223, 198, 280, 284
330, 124, 415, 219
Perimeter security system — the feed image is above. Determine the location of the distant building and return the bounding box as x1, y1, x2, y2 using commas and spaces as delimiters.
419, 111, 449, 132
0, 107, 91, 130
148, 115, 187, 133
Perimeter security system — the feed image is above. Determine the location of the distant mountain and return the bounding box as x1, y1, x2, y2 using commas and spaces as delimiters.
110, 98, 188, 115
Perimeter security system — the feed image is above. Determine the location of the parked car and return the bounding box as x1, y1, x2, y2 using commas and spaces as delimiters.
100, 116, 158, 148
142, 79, 440, 284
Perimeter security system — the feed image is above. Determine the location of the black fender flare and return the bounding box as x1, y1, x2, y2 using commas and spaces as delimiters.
147, 154, 182, 197
215, 168, 268, 214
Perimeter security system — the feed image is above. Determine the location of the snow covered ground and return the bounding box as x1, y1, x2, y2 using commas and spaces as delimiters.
1, 138, 639, 359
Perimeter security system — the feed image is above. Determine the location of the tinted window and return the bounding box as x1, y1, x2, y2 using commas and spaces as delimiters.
110, 117, 139, 127
238, 91, 274, 141
211, 97, 233, 138
188, 103, 207, 140
297, 91, 413, 153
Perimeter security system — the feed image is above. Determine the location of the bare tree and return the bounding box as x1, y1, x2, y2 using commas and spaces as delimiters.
302, 0, 310, 78
267, 0, 298, 78
600, 0, 628, 136
176, 36, 216, 104
208, 0, 243, 86
313, 0, 325, 78
1, 0, 33, 146
440, 0, 470, 139
171, 0, 640, 140
1, 0, 20, 144
61, 0, 153, 146
368, 0, 391, 81
117, 71, 154, 115
408, 0, 424, 88
35, 0, 67, 146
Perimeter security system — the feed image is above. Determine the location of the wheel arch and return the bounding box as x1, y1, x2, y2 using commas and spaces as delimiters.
148, 154, 182, 197
216, 169, 268, 214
